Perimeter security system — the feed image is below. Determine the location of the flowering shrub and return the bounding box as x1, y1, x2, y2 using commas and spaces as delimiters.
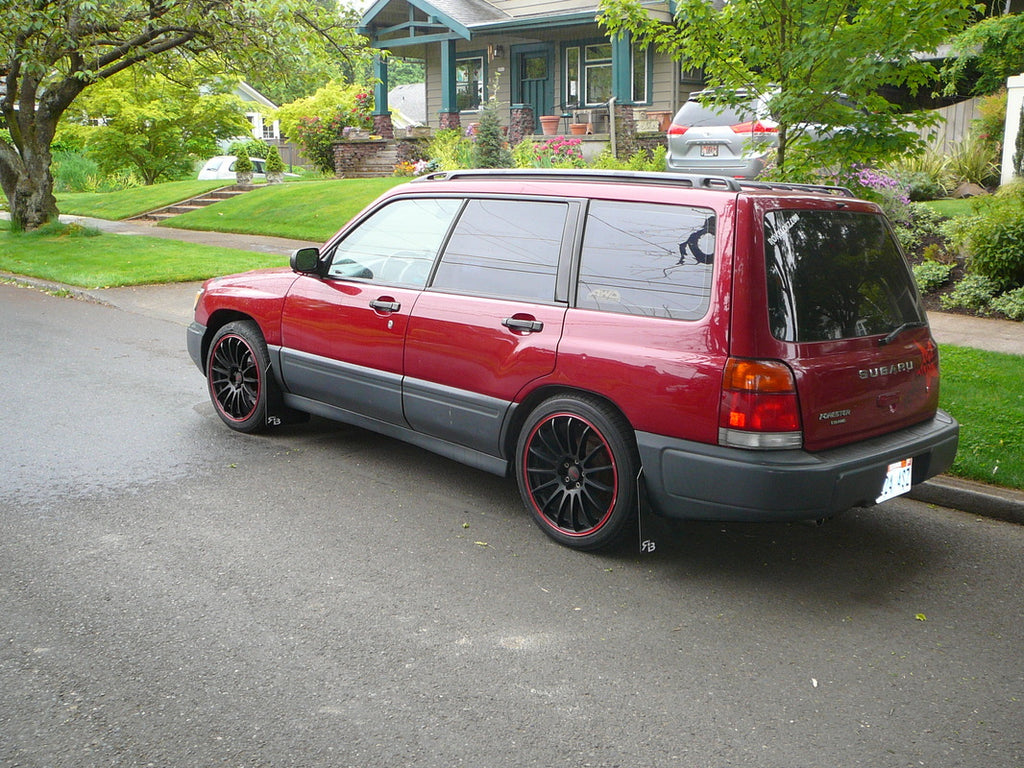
393, 160, 417, 176
851, 167, 912, 226
515, 136, 585, 168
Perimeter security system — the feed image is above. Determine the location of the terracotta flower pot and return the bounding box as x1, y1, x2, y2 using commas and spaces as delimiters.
569, 123, 588, 136
539, 115, 560, 136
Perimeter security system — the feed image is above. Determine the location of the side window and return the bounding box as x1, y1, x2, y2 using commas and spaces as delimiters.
325, 198, 461, 286
431, 199, 567, 302
578, 200, 715, 320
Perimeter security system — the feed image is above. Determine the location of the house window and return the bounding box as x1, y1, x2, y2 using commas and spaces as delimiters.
632, 44, 649, 104
456, 55, 485, 111
563, 40, 649, 107
584, 44, 612, 105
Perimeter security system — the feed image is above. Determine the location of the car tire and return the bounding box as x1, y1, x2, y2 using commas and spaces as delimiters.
516, 394, 639, 550
206, 320, 275, 433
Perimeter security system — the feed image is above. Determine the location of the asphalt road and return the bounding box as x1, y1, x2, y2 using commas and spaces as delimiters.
1, 282, 1022, 768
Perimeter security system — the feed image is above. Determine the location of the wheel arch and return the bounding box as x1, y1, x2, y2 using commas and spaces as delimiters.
503, 384, 638, 466
199, 310, 263, 375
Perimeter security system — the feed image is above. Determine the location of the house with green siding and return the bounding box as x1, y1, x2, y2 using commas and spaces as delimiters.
357, 0, 707, 137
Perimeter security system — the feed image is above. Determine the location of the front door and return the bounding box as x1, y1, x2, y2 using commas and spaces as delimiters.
512, 44, 555, 133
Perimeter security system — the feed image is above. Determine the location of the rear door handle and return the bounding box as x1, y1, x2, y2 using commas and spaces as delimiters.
502, 317, 544, 333
370, 299, 401, 312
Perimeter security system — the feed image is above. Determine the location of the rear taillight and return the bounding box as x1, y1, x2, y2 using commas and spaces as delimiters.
719, 358, 802, 449
667, 123, 689, 136
731, 121, 777, 134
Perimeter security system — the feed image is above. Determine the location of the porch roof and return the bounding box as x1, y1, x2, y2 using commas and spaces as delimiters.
358, 0, 511, 47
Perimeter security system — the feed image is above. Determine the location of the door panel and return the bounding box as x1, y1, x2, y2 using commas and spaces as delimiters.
404, 294, 566, 455
279, 278, 420, 425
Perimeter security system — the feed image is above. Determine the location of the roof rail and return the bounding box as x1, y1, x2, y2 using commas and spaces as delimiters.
738, 179, 855, 198
413, 168, 743, 192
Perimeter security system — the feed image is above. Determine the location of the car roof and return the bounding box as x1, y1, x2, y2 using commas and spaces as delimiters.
406, 169, 858, 202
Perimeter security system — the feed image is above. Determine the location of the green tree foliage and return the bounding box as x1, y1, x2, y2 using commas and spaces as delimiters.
942, 12, 1024, 97
0, 0, 364, 230
598, 0, 976, 179
471, 101, 512, 169
276, 82, 373, 173
66, 69, 251, 185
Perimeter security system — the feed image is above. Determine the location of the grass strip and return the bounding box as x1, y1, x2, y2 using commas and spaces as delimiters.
57, 180, 230, 220
0, 221, 283, 287
939, 344, 1024, 490
163, 177, 407, 242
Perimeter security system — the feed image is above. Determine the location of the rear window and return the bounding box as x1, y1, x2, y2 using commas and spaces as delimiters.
673, 97, 757, 127
578, 200, 715, 320
764, 209, 924, 343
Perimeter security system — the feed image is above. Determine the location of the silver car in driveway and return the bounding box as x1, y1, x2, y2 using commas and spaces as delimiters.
665, 90, 776, 179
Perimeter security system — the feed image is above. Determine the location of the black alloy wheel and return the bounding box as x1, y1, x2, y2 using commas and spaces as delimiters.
207, 320, 272, 433
516, 395, 639, 550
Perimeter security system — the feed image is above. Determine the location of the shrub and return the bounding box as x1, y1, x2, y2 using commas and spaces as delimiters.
990, 287, 1024, 320
913, 260, 954, 293
883, 148, 952, 200
265, 145, 285, 174
229, 139, 271, 160
426, 129, 473, 170
941, 273, 999, 312
52, 150, 100, 192
948, 131, 1001, 188
953, 184, 1024, 289
850, 167, 913, 226
472, 100, 513, 169
233, 148, 253, 175
895, 202, 953, 258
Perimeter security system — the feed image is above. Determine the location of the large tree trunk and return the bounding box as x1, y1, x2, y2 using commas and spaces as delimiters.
0, 143, 59, 231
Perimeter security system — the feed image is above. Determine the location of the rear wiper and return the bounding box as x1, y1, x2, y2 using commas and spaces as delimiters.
879, 320, 927, 346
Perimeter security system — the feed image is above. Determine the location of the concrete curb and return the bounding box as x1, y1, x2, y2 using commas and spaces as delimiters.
908, 475, 1024, 525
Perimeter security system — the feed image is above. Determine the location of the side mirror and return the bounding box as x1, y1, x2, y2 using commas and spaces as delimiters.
290, 247, 321, 274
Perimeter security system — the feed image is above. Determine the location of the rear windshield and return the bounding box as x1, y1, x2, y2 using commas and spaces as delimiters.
673, 97, 756, 127
764, 209, 924, 343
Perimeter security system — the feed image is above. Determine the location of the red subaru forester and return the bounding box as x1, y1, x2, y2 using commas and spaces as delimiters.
188, 169, 959, 549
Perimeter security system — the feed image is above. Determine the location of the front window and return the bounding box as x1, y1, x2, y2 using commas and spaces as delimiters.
764, 209, 925, 342
456, 55, 485, 111
432, 199, 568, 302
326, 198, 462, 286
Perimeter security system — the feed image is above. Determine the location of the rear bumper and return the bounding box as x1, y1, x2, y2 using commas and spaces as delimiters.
637, 410, 960, 521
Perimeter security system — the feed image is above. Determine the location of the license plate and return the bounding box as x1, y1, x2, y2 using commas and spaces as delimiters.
877, 458, 913, 503
700, 144, 719, 158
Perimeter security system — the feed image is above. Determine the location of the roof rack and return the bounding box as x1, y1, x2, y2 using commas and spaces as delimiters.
738, 179, 855, 198
412, 168, 855, 198
413, 168, 743, 192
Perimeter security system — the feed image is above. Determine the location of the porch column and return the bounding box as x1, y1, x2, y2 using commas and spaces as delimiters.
438, 39, 461, 130
610, 34, 632, 104
372, 52, 394, 138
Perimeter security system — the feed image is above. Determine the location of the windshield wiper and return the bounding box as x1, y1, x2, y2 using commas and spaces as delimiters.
879, 320, 927, 346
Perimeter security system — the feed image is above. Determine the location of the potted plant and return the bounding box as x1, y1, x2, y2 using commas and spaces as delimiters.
234, 148, 253, 185
265, 145, 285, 184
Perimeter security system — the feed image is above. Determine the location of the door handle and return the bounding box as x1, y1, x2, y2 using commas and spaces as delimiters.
502, 317, 544, 333
370, 299, 401, 312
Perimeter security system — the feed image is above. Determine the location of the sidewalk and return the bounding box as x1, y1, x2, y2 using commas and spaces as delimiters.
5, 211, 1023, 524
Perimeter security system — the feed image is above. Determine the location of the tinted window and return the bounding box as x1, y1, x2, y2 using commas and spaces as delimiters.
326, 198, 461, 286
432, 199, 567, 302
673, 96, 758, 127
764, 210, 924, 342
578, 200, 715, 320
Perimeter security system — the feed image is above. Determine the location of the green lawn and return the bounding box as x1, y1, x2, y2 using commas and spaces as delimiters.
166, 177, 408, 242
921, 198, 976, 218
939, 344, 1024, 489
0, 221, 283, 287
57, 180, 229, 220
